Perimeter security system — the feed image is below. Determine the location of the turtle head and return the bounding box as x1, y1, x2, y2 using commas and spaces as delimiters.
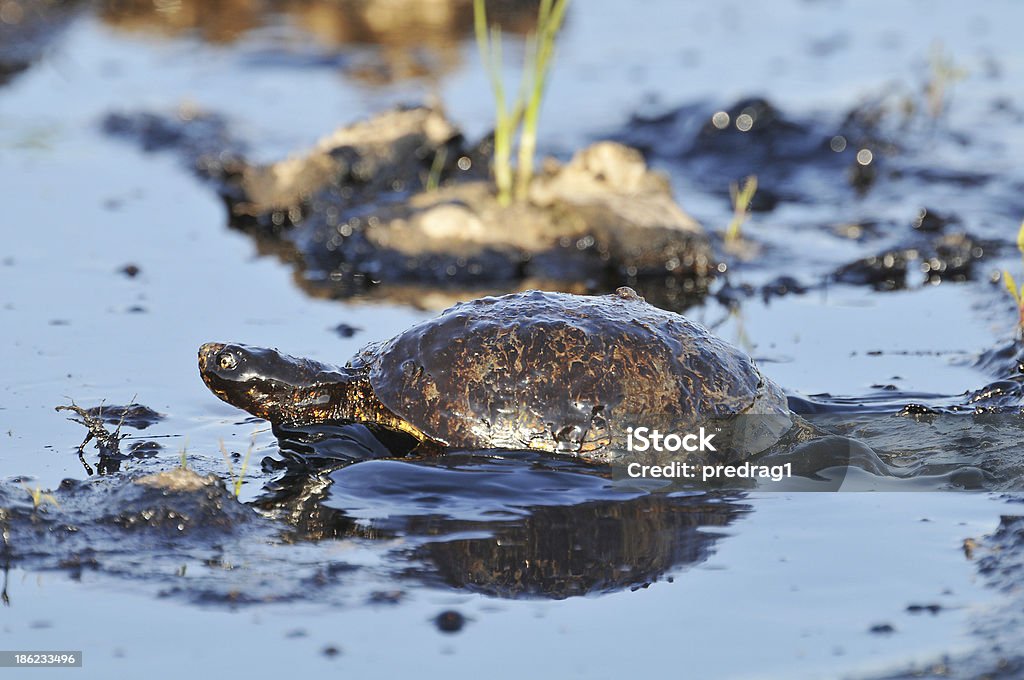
198, 342, 348, 423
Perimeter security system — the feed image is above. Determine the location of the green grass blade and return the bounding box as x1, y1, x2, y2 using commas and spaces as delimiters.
725, 175, 757, 243
515, 0, 569, 200
1004, 270, 1020, 305
475, 0, 569, 205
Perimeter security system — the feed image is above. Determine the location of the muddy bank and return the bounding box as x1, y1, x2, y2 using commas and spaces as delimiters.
105, 105, 715, 309
833, 231, 991, 290
0, 443, 750, 604
618, 94, 1010, 209
0, 468, 285, 604
13, 403, 1020, 613
616, 93, 1024, 299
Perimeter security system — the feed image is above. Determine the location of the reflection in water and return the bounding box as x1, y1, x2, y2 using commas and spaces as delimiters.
98, 0, 261, 43
0, 446, 747, 605
255, 448, 749, 599
247, 224, 708, 312
98, 0, 542, 84
12, 398, 1024, 607
250, 398, 1024, 602
411, 494, 744, 599
0, 0, 83, 86
25, 370, 1024, 608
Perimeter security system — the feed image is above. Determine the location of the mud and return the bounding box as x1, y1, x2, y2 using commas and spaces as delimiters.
617, 92, 1023, 306
0, 444, 750, 604
622, 97, 858, 205
106, 106, 714, 307
0, 469, 272, 602
834, 231, 991, 290
618, 92, 1012, 209
55, 401, 167, 475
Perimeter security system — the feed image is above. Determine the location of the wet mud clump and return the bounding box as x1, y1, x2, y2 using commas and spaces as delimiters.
0, 465, 376, 606
833, 231, 989, 290
106, 106, 714, 308
0, 470, 254, 582
616, 93, 1023, 298
80, 403, 164, 429
619, 97, 868, 206
619, 94, 1007, 208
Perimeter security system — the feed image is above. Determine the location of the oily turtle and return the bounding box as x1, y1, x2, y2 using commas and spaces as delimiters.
198, 288, 791, 463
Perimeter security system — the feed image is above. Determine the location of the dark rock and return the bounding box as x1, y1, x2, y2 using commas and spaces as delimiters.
434, 610, 466, 633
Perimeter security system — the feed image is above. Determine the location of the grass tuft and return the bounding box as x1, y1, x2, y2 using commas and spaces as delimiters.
22, 483, 59, 511
219, 438, 254, 498
925, 43, 967, 118
514, 0, 570, 201
725, 175, 758, 244
179, 438, 190, 469
1003, 220, 1024, 330
425, 146, 448, 192
474, 0, 569, 206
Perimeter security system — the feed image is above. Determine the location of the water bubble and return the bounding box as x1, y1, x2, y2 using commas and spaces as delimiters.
576, 235, 595, 250
0, 2, 25, 24
830, 135, 847, 152
711, 111, 730, 129
736, 114, 754, 132
856, 149, 874, 165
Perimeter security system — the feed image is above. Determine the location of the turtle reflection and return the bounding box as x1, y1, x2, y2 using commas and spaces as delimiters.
409, 494, 745, 599
256, 440, 749, 599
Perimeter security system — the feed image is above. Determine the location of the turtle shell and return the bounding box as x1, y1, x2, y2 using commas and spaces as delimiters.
364, 288, 787, 458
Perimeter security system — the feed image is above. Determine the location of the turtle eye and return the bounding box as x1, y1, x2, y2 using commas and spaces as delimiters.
219, 352, 238, 371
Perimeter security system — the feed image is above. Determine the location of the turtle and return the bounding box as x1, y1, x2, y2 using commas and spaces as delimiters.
198, 287, 792, 464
